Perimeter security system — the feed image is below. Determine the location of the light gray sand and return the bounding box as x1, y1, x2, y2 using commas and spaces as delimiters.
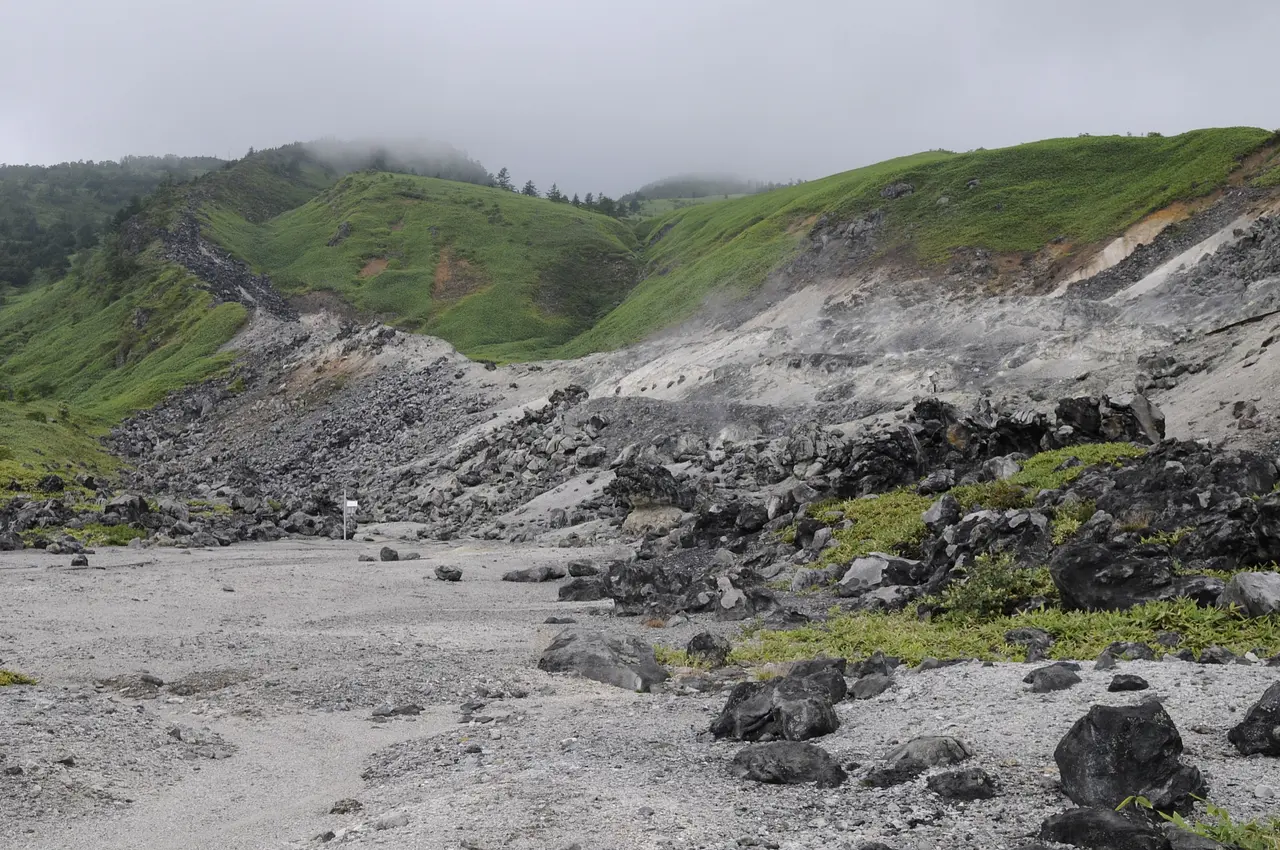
3, 540, 1278, 850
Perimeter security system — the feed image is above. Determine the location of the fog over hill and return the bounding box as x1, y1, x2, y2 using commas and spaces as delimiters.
4, 0, 1280, 194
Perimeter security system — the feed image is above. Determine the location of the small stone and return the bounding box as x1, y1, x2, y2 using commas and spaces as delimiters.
927, 767, 998, 800
686, 632, 731, 668
379, 547, 399, 562
70, 554, 89, 567
850, 674, 894, 700
330, 798, 363, 814
1024, 664, 1081, 693
434, 565, 462, 582
1108, 674, 1150, 692
1199, 646, 1235, 665
374, 811, 409, 830
1255, 784, 1278, 800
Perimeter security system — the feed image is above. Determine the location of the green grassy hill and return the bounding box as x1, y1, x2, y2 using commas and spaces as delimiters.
205, 171, 639, 360
560, 128, 1276, 355
0, 244, 246, 485
2, 128, 1276, 485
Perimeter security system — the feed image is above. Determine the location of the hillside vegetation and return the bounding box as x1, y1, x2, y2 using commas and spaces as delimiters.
562, 128, 1273, 355
206, 171, 638, 360
1, 128, 1275, 484
0, 240, 246, 485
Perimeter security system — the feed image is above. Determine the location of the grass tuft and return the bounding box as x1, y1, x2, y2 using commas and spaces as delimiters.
0, 670, 37, 687
937, 554, 1057, 622
732, 597, 1280, 667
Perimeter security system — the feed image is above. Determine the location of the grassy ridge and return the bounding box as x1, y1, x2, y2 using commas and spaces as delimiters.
0, 249, 246, 484
205, 172, 639, 360
562, 128, 1272, 355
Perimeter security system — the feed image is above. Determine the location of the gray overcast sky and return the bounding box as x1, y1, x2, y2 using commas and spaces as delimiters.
2, 0, 1277, 195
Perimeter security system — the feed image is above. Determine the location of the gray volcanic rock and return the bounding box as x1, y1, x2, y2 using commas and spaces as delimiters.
536, 627, 668, 693
1228, 681, 1280, 756
1039, 807, 1171, 850
1050, 543, 1216, 611
1219, 572, 1280, 617
864, 735, 973, 787
730, 741, 846, 787
1054, 700, 1206, 812
709, 673, 839, 742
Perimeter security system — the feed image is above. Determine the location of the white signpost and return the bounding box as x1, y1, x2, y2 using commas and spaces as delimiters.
343, 489, 358, 541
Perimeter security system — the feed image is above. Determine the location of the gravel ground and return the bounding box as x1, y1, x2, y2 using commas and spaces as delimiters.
3, 541, 1279, 850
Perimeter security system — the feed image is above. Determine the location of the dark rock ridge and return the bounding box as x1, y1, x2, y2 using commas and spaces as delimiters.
157, 212, 298, 318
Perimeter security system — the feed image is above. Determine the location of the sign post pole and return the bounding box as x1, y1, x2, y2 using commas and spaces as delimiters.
343, 487, 348, 541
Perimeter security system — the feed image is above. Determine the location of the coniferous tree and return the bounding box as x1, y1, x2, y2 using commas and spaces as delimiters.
495, 167, 513, 191
546, 183, 564, 203
521, 180, 539, 197
571, 193, 581, 207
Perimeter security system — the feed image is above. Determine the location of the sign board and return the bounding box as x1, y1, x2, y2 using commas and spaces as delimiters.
345, 500, 358, 509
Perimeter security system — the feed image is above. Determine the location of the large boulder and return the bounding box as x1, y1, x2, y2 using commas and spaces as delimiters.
537, 627, 668, 693
1219, 572, 1280, 617
106, 493, 150, 524
730, 741, 846, 787
1227, 681, 1280, 756
1054, 701, 1206, 812
710, 672, 839, 742
864, 735, 973, 787
0, 531, 23, 551
1050, 543, 1218, 611
1039, 807, 1171, 850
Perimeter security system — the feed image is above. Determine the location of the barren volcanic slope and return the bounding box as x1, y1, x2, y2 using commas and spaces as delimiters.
7, 129, 1280, 849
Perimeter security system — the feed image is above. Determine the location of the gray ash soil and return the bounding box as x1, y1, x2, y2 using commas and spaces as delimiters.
4, 541, 1279, 850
